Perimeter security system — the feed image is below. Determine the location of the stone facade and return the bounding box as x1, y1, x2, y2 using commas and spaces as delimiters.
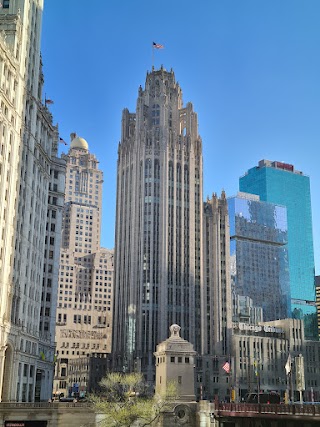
202, 192, 232, 357
155, 325, 196, 402
0, 403, 97, 427
54, 136, 113, 397
232, 318, 320, 402
113, 66, 203, 381
0, 0, 66, 402
67, 353, 111, 395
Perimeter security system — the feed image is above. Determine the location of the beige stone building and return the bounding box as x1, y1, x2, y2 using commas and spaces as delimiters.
155, 324, 197, 402
195, 318, 320, 402
231, 318, 320, 402
54, 136, 113, 397
0, 0, 66, 401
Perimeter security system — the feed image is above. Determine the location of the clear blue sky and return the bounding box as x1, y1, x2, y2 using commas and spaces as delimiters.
41, 0, 320, 274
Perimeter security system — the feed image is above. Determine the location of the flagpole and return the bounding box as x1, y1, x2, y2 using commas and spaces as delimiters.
285, 353, 292, 403
228, 354, 232, 403
152, 43, 154, 69
230, 355, 232, 403
290, 369, 294, 403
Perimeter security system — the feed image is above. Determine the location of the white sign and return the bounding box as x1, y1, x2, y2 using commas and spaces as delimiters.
235, 323, 283, 334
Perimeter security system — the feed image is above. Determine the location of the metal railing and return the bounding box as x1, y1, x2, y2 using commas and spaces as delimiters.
218, 402, 320, 417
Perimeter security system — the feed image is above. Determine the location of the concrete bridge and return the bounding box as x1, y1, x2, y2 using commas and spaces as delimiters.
0, 402, 96, 427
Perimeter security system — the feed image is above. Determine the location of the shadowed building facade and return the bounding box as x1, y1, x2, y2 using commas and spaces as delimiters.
112, 67, 203, 381
202, 192, 232, 357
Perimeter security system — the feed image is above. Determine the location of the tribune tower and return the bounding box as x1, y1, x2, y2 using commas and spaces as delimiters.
113, 67, 203, 380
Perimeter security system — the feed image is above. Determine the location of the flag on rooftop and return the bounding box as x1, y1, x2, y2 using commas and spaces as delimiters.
153, 41, 164, 49
59, 137, 67, 146
285, 354, 292, 375
45, 99, 54, 105
222, 361, 230, 373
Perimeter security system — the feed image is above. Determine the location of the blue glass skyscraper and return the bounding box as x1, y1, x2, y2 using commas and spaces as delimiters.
228, 193, 290, 322
240, 160, 316, 338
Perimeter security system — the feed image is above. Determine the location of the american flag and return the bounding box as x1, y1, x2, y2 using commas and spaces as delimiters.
59, 137, 67, 146
153, 41, 164, 49
45, 99, 54, 105
222, 361, 231, 373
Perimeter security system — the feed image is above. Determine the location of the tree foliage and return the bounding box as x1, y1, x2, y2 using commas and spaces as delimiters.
90, 372, 177, 427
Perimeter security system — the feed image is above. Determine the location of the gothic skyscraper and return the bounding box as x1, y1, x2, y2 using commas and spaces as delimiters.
113, 67, 203, 380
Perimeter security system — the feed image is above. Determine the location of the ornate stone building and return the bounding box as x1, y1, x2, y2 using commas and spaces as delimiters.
113, 67, 203, 381
232, 318, 320, 402
155, 324, 197, 402
202, 192, 232, 357
0, 0, 66, 401
54, 135, 113, 397
198, 192, 233, 401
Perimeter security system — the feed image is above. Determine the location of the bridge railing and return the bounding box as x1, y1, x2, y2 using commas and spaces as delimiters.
218, 402, 320, 417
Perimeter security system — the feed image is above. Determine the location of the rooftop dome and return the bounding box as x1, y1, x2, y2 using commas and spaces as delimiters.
70, 136, 88, 151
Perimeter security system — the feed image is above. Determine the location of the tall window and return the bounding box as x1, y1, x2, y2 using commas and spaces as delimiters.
152, 104, 160, 125
3, 0, 10, 8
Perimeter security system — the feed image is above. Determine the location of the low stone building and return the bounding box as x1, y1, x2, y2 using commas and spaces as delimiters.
67, 352, 111, 396
195, 318, 320, 403
231, 318, 320, 402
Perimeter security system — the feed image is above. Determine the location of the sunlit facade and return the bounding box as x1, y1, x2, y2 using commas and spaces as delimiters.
240, 160, 316, 338
228, 192, 290, 322
54, 135, 113, 397
0, 0, 66, 401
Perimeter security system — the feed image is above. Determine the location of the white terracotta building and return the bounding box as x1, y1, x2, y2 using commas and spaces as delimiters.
0, 0, 66, 401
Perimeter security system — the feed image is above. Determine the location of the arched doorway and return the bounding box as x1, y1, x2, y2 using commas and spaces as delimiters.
2, 344, 13, 401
